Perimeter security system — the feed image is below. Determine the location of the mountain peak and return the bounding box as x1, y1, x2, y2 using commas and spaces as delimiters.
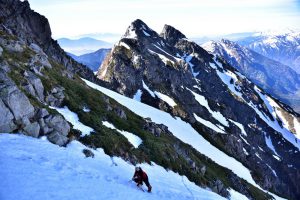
220, 39, 242, 50
131, 19, 147, 28
160, 24, 186, 46
123, 19, 154, 39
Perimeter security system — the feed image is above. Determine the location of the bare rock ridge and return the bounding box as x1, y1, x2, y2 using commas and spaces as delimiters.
160, 24, 187, 46
98, 19, 300, 199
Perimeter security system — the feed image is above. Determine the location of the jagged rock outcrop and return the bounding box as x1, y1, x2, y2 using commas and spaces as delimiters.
98, 19, 300, 199
0, 1, 75, 146
0, 71, 35, 121
23, 70, 45, 101
0, 61, 70, 145
0, 0, 95, 81
160, 25, 186, 46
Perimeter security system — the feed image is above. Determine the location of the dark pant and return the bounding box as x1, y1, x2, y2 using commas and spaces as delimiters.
133, 177, 151, 188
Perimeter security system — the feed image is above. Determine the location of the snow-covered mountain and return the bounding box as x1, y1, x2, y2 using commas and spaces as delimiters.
98, 19, 300, 199
238, 31, 300, 74
201, 39, 300, 113
69, 48, 110, 72
58, 37, 112, 56
1, 1, 300, 200
0, 1, 281, 200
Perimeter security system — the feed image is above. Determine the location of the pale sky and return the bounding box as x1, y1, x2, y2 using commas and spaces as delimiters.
27, 0, 300, 39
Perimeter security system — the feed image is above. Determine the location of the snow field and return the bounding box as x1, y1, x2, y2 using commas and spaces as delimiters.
0, 134, 228, 200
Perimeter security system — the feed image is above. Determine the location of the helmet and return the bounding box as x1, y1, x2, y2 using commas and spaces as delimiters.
135, 166, 141, 171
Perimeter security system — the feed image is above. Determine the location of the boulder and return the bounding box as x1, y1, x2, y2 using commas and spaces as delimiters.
211, 179, 229, 197
82, 149, 94, 158
1, 86, 35, 120
22, 83, 36, 97
0, 61, 11, 73
1, 40, 24, 53
23, 122, 40, 138
29, 43, 52, 69
114, 107, 127, 119
200, 165, 206, 175
143, 121, 168, 137
29, 53, 52, 70
0, 73, 35, 120
44, 115, 70, 136
154, 127, 162, 137
36, 108, 49, 119
24, 71, 45, 101
0, 99, 16, 132
0, 46, 3, 57
106, 104, 113, 111
38, 118, 52, 135
47, 131, 68, 146
46, 86, 65, 107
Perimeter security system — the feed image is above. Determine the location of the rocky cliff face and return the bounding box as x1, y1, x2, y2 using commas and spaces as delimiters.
0, 0, 94, 80
98, 19, 300, 199
0, 29, 71, 146
0, 0, 100, 146
202, 39, 300, 113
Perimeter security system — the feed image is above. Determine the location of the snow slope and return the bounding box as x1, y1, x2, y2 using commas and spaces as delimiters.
0, 134, 230, 200
82, 78, 285, 200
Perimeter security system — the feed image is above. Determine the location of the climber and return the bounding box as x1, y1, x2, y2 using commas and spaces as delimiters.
132, 166, 152, 192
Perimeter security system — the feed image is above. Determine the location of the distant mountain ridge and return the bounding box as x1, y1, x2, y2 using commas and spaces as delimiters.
238, 31, 300, 74
58, 37, 112, 55
69, 48, 111, 71
202, 39, 300, 113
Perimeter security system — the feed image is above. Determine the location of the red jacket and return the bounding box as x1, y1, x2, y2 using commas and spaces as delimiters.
133, 169, 148, 181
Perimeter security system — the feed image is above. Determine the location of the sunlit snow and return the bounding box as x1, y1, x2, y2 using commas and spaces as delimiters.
194, 113, 226, 134
264, 133, 280, 157
154, 91, 177, 107
142, 80, 155, 98
0, 134, 228, 200
188, 88, 229, 127
254, 86, 300, 150
133, 89, 143, 102
102, 121, 142, 148
50, 106, 94, 136
229, 119, 247, 136
119, 42, 131, 50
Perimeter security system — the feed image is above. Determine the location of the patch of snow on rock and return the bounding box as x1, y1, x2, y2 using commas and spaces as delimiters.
50, 106, 94, 136
102, 121, 142, 148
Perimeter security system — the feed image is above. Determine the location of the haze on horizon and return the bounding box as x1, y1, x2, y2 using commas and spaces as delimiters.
27, 0, 300, 40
